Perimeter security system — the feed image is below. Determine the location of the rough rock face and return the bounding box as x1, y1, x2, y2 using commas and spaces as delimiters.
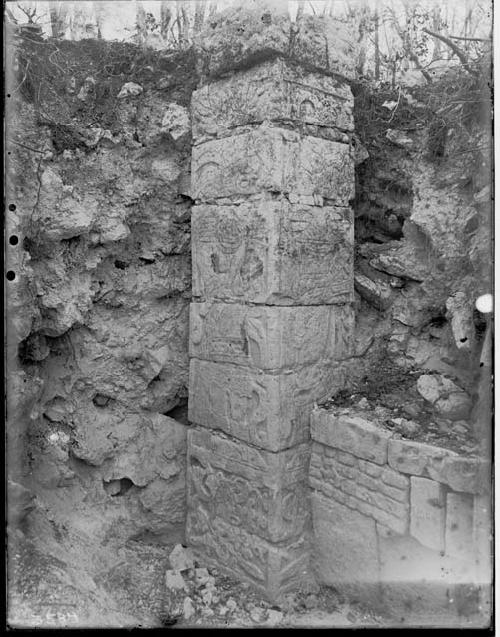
194, 0, 358, 80
6, 41, 195, 547
351, 83, 491, 439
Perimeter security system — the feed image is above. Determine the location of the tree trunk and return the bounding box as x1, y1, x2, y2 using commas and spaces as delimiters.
431, 5, 441, 61
374, 10, 380, 81
160, 2, 172, 41
194, 0, 205, 33
296, 0, 305, 22
136, 2, 147, 45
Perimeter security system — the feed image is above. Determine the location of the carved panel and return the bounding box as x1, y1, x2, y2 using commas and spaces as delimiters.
186, 427, 309, 542
192, 200, 354, 305
192, 58, 354, 142
188, 359, 347, 451
186, 511, 311, 601
191, 127, 354, 203
190, 302, 353, 369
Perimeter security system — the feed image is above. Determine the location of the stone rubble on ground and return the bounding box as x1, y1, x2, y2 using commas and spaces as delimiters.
117, 82, 143, 99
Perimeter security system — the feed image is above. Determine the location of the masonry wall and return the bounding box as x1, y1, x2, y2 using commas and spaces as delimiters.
309, 406, 492, 623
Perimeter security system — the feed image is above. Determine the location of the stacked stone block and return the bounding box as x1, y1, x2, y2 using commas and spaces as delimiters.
187, 55, 355, 599
310, 407, 492, 622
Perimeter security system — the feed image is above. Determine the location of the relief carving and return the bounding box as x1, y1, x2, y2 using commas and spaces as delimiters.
190, 303, 353, 370
187, 452, 308, 543
189, 359, 336, 451
191, 59, 354, 143
191, 128, 353, 203
192, 200, 354, 305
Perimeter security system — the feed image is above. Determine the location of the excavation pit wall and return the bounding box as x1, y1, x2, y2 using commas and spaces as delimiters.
310, 406, 492, 623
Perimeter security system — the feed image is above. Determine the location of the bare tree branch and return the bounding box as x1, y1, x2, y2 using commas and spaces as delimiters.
422, 27, 475, 75
449, 35, 491, 43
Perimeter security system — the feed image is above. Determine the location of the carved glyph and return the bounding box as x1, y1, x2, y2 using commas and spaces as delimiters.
192, 200, 354, 305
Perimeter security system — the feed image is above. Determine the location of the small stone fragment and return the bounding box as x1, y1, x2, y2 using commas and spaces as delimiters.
226, 598, 237, 612
266, 609, 284, 626
194, 567, 210, 587
183, 596, 196, 620
117, 82, 143, 99
161, 103, 190, 140
169, 544, 195, 572
385, 128, 413, 148
165, 569, 188, 591
356, 397, 370, 410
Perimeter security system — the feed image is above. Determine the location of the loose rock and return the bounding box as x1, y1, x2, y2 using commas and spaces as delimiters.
169, 544, 195, 572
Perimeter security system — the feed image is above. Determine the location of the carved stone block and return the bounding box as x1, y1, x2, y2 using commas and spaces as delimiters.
192, 200, 354, 305
188, 358, 347, 451
187, 511, 312, 601
186, 427, 310, 543
190, 302, 354, 370
191, 127, 354, 203
192, 58, 353, 143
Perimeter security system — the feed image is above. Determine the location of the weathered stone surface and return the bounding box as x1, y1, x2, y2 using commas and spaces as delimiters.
388, 438, 458, 480
191, 127, 354, 203
440, 456, 491, 494
189, 359, 346, 451
187, 427, 309, 543
192, 200, 353, 305
410, 476, 446, 552
161, 103, 190, 141
192, 58, 353, 143
190, 302, 353, 369
445, 492, 473, 560
311, 493, 380, 588
354, 272, 394, 311
472, 494, 492, 583
310, 443, 409, 534
416, 374, 472, 421
187, 513, 311, 602
194, 1, 357, 80
311, 409, 392, 464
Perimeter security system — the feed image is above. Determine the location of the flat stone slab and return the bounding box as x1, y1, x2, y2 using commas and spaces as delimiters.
188, 359, 347, 452
192, 58, 353, 143
192, 200, 354, 305
410, 476, 446, 552
445, 492, 473, 560
388, 438, 458, 478
311, 409, 391, 465
191, 127, 354, 203
190, 302, 354, 370
311, 492, 380, 586
388, 438, 490, 494
310, 442, 409, 535
186, 427, 310, 543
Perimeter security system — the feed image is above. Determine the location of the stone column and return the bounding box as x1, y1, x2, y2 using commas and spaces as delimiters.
186, 1, 356, 601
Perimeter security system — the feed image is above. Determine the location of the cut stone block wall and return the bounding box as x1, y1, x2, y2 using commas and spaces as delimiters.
186, 11, 356, 601
310, 407, 492, 622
